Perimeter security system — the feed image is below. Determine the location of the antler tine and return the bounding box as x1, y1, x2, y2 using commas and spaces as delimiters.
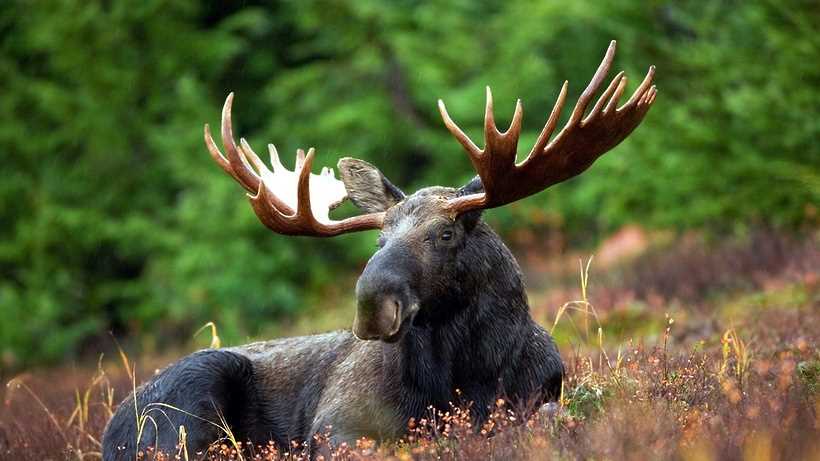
646, 86, 658, 105
623, 65, 656, 109
483, 86, 496, 142
509, 98, 524, 137
239, 138, 266, 173
584, 71, 625, 124
438, 99, 481, 158
220, 93, 262, 194
568, 40, 617, 126
268, 144, 284, 172
204, 118, 260, 196
527, 81, 568, 162
295, 148, 307, 171
296, 148, 317, 219
204, 124, 240, 183
604, 75, 628, 114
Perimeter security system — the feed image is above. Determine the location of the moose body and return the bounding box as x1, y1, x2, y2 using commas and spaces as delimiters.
103, 187, 563, 457
103, 41, 656, 459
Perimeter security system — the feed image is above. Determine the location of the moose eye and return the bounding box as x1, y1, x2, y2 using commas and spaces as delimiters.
440, 230, 453, 241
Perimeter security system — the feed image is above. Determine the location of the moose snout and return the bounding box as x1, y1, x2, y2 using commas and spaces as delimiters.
352, 293, 404, 341
353, 257, 419, 342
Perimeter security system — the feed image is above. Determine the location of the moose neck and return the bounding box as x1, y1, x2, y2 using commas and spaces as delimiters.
384, 223, 532, 419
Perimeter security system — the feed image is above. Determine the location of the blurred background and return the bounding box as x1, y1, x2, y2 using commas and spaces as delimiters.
1, 0, 818, 373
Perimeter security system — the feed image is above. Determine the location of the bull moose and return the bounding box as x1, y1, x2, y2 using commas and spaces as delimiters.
103, 41, 656, 459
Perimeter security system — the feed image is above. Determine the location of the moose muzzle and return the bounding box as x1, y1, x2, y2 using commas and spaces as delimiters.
352, 293, 404, 341
353, 251, 420, 342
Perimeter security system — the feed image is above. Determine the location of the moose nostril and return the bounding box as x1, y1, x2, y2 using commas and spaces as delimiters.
379, 296, 402, 330
353, 291, 406, 340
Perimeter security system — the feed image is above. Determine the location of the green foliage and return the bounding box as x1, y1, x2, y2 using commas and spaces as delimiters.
563, 382, 610, 420
798, 360, 820, 395
1, 0, 817, 368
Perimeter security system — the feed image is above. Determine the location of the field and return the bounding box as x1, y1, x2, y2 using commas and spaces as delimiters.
3, 1, 818, 459
2, 230, 818, 460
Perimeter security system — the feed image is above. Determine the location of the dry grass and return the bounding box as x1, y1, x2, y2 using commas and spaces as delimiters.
2, 232, 819, 460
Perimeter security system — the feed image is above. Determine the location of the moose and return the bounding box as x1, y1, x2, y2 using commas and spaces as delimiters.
103, 41, 656, 459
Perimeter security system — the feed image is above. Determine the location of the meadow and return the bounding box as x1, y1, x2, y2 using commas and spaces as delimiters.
3, 229, 817, 460
2, 2, 818, 459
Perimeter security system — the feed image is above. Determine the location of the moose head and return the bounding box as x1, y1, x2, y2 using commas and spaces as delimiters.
204, 40, 656, 342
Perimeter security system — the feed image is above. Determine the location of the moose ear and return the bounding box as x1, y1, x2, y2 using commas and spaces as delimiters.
337, 158, 405, 213
458, 176, 484, 196
456, 176, 484, 232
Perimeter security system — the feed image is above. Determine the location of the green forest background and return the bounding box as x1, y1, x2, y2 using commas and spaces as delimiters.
1, 0, 818, 370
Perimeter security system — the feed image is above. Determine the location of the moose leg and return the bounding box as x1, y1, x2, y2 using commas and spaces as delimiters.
102, 349, 256, 461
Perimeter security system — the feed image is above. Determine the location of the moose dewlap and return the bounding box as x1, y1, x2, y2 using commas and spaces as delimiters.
102, 40, 656, 459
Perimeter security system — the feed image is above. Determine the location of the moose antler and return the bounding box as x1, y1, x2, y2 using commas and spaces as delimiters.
204, 93, 384, 236
438, 40, 657, 213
